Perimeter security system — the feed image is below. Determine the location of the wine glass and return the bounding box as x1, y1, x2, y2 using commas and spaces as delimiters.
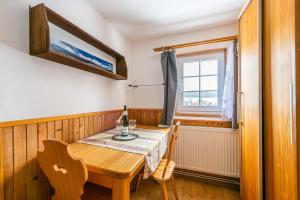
116, 120, 123, 134
129, 119, 136, 134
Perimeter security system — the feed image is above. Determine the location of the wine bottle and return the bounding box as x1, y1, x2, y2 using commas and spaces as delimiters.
121, 105, 129, 136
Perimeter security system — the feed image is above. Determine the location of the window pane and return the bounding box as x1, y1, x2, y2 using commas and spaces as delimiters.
200, 76, 218, 91
184, 77, 199, 91
183, 62, 199, 76
183, 91, 199, 106
200, 60, 218, 75
200, 91, 218, 106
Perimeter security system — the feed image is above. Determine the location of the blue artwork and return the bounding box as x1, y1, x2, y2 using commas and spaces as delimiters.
50, 39, 113, 72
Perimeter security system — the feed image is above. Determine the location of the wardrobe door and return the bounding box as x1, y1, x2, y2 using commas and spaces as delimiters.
239, 0, 263, 199
264, 0, 298, 199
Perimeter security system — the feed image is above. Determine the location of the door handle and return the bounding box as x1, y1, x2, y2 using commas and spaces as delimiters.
238, 91, 244, 126
289, 82, 294, 144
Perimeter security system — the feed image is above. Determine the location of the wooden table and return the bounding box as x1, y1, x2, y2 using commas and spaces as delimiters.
69, 126, 170, 200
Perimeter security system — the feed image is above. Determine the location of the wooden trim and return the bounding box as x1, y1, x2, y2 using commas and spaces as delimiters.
173, 117, 232, 128
0, 108, 233, 129
174, 168, 240, 189
153, 35, 238, 52
175, 112, 222, 118
128, 108, 231, 128
176, 48, 226, 57
0, 110, 122, 128
128, 108, 163, 111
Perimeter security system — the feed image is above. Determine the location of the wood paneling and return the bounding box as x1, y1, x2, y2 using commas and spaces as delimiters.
0, 107, 233, 199
37, 123, 49, 200
73, 118, 80, 142
3, 127, 14, 200
88, 116, 94, 137
128, 108, 231, 128
62, 120, 69, 143
239, 0, 262, 199
47, 122, 54, 140
128, 108, 162, 126
54, 120, 63, 141
27, 124, 38, 200
0, 110, 122, 200
264, 0, 299, 199
79, 117, 85, 140
13, 126, 27, 200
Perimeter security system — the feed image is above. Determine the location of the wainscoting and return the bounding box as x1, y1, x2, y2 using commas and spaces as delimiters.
0, 108, 238, 200
128, 108, 232, 128
0, 110, 122, 200
128, 108, 162, 126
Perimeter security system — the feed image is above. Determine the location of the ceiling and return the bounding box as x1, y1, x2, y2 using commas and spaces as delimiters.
87, 0, 246, 41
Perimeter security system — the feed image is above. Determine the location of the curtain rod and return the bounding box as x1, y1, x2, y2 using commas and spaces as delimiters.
153, 35, 238, 52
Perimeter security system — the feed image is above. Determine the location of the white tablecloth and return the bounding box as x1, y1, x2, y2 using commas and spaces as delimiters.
78, 128, 168, 178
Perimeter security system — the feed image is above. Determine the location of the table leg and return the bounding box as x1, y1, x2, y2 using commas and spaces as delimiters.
112, 178, 130, 200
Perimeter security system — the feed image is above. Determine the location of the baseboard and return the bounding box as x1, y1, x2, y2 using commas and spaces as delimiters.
174, 168, 240, 190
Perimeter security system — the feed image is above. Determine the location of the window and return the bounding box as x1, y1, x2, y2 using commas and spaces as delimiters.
177, 51, 225, 113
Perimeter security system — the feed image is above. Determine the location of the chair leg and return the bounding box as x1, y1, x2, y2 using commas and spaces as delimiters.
160, 181, 168, 200
134, 173, 143, 192
170, 175, 179, 200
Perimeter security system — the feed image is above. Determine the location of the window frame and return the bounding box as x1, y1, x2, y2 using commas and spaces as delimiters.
176, 50, 226, 113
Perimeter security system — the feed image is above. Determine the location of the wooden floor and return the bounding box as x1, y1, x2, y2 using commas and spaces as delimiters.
131, 176, 240, 200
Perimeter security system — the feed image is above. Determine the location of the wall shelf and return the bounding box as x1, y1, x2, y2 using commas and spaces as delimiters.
29, 3, 127, 80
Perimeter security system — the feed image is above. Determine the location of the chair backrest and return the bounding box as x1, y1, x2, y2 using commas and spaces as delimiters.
162, 121, 180, 178
37, 140, 88, 200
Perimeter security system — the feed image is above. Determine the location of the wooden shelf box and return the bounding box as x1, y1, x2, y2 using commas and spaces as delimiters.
29, 3, 127, 80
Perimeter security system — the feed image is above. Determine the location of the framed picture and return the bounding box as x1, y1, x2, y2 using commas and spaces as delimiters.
50, 39, 113, 72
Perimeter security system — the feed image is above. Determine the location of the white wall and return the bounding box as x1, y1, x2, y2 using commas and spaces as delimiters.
129, 23, 237, 108
0, 0, 237, 122
0, 0, 132, 121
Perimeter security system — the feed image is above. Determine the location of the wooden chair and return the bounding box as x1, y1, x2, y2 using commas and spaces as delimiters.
37, 140, 111, 200
135, 121, 181, 200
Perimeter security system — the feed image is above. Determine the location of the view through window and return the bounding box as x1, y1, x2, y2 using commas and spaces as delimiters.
177, 50, 225, 112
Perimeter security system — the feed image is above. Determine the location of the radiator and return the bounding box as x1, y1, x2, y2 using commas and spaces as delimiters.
174, 126, 240, 178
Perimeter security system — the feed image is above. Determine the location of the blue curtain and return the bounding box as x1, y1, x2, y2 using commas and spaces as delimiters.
161, 50, 178, 126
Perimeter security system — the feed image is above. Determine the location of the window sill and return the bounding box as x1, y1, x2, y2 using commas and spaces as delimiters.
174, 115, 232, 128
175, 111, 222, 118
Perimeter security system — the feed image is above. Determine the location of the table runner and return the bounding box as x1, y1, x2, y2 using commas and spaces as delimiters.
78, 128, 168, 178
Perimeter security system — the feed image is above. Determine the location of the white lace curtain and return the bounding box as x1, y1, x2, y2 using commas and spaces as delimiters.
222, 40, 238, 128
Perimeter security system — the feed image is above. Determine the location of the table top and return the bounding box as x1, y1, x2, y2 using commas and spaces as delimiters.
69, 125, 170, 179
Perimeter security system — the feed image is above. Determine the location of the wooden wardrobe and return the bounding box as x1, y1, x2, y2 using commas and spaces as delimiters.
264, 0, 300, 199
239, 0, 300, 199
239, 0, 263, 199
